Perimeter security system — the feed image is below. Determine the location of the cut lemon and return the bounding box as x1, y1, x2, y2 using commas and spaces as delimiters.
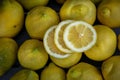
43, 26, 70, 59
63, 21, 97, 52
54, 20, 74, 53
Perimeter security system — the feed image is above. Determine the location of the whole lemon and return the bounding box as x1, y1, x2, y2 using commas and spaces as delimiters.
0, 0, 24, 38
97, 0, 120, 28
25, 6, 59, 40
85, 25, 117, 61
59, 0, 96, 25
0, 38, 18, 76
67, 62, 103, 80
18, 39, 48, 70
102, 56, 120, 80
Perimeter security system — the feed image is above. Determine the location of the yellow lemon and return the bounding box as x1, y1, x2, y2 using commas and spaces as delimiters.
85, 25, 117, 61
97, 0, 120, 28
60, 0, 96, 25
0, 0, 24, 37
25, 6, 59, 40
18, 39, 48, 70
102, 56, 120, 80
40, 62, 66, 80
0, 38, 18, 76
67, 62, 103, 80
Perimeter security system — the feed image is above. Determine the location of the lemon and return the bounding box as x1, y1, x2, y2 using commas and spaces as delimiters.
0, 38, 18, 76
44, 20, 96, 58
43, 25, 70, 59
85, 25, 117, 61
25, 6, 59, 40
118, 34, 120, 50
0, 0, 24, 37
60, 0, 96, 25
40, 62, 66, 80
97, 0, 120, 28
67, 62, 103, 80
50, 52, 82, 68
54, 20, 74, 53
10, 69, 39, 80
18, 39, 48, 70
17, 0, 49, 10
63, 21, 97, 52
102, 56, 120, 80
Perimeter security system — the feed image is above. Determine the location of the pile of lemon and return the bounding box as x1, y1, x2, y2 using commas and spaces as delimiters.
0, 0, 120, 80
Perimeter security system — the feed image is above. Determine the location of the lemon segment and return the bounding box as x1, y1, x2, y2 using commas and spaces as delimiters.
63, 21, 97, 52
43, 26, 70, 59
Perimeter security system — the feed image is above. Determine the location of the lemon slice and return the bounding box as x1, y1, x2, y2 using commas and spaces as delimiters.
54, 20, 74, 53
63, 21, 97, 52
43, 26, 70, 59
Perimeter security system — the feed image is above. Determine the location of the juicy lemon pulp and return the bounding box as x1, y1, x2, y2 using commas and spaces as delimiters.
63, 21, 97, 52
43, 26, 70, 59
44, 20, 97, 59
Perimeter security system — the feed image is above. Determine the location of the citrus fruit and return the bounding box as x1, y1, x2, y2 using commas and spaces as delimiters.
54, 20, 74, 53
18, 39, 48, 70
118, 34, 120, 50
0, 0, 24, 37
0, 38, 18, 76
50, 52, 82, 68
25, 6, 59, 40
17, 0, 49, 10
63, 21, 97, 52
43, 25, 70, 59
10, 69, 39, 80
85, 25, 117, 61
97, 0, 120, 28
59, 0, 96, 25
102, 55, 120, 80
67, 62, 103, 80
40, 62, 66, 80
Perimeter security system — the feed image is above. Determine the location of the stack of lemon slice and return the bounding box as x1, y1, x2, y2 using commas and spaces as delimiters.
43, 20, 97, 59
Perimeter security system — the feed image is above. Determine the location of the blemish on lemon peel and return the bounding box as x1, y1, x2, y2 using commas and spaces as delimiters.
101, 7, 111, 17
